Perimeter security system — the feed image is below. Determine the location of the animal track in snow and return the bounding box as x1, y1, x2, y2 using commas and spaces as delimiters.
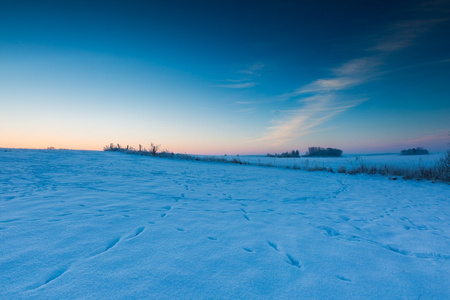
335, 275, 352, 282
57, 213, 72, 217
384, 245, 411, 256
267, 240, 302, 269
0, 218, 21, 223
222, 193, 232, 200
104, 237, 120, 252
43, 266, 69, 286
267, 241, 279, 251
285, 254, 301, 268
29, 266, 70, 290
125, 226, 145, 240
317, 226, 340, 237
90, 237, 121, 258
339, 215, 350, 221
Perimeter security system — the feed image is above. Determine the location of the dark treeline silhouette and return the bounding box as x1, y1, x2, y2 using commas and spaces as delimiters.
267, 150, 300, 158
304, 147, 343, 157
400, 147, 429, 155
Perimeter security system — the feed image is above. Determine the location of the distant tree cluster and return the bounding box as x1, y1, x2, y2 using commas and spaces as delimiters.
304, 147, 343, 157
267, 150, 300, 158
400, 147, 429, 155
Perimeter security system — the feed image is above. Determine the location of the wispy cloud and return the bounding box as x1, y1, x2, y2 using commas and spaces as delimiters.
213, 82, 256, 89
256, 1, 448, 146
295, 77, 362, 94
332, 57, 381, 77
234, 101, 254, 105
253, 96, 367, 145
277, 57, 380, 100
238, 63, 264, 76
214, 63, 264, 89
370, 19, 446, 52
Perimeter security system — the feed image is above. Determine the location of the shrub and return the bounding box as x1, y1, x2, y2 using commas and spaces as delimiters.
231, 158, 242, 164
150, 143, 160, 156
267, 150, 300, 158
400, 147, 429, 155
337, 165, 347, 173
436, 149, 450, 182
304, 147, 342, 157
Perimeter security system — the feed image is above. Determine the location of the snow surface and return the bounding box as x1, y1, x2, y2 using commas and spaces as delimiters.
205, 153, 444, 171
1, 149, 449, 299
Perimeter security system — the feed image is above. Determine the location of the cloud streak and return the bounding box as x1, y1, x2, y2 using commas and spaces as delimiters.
213, 82, 256, 89
370, 19, 446, 52
215, 63, 264, 89
238, 63, 264, 76
253, 96, 367, 145
256, 1, 448, 146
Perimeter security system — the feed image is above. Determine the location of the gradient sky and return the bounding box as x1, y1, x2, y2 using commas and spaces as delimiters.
1, 0, 449, 154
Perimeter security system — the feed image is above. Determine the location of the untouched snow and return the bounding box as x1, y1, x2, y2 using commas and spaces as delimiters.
206, 153, 444, 171
1, 149, 449, 299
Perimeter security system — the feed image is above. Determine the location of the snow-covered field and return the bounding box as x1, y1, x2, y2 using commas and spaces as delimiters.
1, 149, 449, 299
205, 153, 444, 171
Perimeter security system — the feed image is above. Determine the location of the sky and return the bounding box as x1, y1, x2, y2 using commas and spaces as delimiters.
1, 0, 449, 155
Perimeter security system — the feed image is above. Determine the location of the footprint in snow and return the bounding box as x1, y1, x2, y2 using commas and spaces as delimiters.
267, 241, 302, 269
89, 237, 121, 258
29, 266, 70, 290
125, 226, 145, 240
317, 226, 340, 237
335, 275, 352, 282
267, 241, 279, 252
285, 254, 301, 268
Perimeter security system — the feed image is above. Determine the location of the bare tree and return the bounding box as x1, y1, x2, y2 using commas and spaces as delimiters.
150, 143, 160, 156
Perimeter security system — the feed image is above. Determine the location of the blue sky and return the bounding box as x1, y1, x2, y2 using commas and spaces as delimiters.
1, 0, 449, 154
